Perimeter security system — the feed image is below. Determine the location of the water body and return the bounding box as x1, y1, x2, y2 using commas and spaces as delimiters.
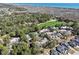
15, 3, 79, 9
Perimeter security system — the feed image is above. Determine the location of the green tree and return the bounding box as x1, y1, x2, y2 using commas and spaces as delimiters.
30, 42, 41, 55
0, 44, 9, 55
2, 35, 10, 46
11, 42, 31, 55
72, 21, 79, 35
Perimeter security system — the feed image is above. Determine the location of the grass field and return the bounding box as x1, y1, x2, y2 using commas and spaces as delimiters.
36, 19, 66, 30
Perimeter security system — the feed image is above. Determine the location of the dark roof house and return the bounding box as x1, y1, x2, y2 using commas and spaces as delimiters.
56, 45, 69, 54
50, 48, 61, 55
68, 40, 77, 47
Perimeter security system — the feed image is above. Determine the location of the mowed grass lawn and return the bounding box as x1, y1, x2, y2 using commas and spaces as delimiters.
36, 20, 66, 30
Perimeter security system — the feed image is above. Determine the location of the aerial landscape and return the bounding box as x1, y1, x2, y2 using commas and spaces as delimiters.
0, 3, 79, 55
